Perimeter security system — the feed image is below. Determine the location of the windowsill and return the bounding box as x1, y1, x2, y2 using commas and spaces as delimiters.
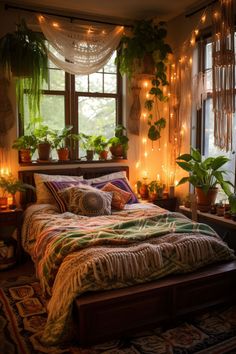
19, 159, 128, 166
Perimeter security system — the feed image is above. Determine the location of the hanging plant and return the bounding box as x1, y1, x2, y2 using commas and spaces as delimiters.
0, 19, 48, 117
116, 19, 172, 142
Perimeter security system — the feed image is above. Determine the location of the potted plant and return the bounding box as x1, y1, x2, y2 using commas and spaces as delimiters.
79, 133, 96, 161
33, 123, 54, 161
51, 125, 74, 161
109, 125, 129, 159
0, 174, 34, 209
0, 19, 48, 117
148, 180, 164, 201
93, 135, 110, 160
176, 147, 233, 212
116, 20, 172, 143
12, 134, 37, 162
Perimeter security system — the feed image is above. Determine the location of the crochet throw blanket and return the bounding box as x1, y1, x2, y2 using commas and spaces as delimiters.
22, 205, 236, 345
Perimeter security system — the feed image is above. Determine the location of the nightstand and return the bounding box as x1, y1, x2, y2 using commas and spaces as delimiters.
0, 208, 23, 265
153, 197, 178, 212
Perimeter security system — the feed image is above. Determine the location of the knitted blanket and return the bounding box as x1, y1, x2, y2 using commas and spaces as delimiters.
22, 205, 235, 346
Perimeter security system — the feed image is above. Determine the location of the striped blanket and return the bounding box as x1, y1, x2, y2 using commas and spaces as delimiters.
22, 204, 235, 345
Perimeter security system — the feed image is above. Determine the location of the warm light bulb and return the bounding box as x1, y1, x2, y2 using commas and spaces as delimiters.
201, 14, 206, 23
194, 29, 199, 35
190, 37, 195, 46
143, 81, 148, 88
142, 137, 147, 144
52, 22, 59, 28
144, 152, 148, 158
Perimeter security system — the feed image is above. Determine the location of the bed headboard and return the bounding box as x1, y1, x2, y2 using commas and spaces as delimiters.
19, 165, 129, 209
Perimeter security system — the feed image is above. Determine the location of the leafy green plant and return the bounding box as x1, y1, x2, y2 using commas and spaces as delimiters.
12, 134, 37, 155
0, 174, 34, 195
109, 125, 129, 153
51, 126, 74, 149
0, 19, 48, 118
93, 135, 110, 154
176, 147, 233, 196
116, 20, 172, 142
79, 133, 96, 151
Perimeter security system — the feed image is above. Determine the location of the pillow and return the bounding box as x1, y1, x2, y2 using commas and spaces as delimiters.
85, 171, 128, 184
34, 173, 83, 205
101, 182, 131, 210
44, 180, 89, 212
58, 186, 113, 216
92, 178, 138, 204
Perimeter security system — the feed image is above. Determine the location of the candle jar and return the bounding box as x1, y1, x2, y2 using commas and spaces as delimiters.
0, 197, 8, 210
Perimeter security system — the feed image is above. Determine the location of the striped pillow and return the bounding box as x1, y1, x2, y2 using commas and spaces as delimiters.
44, 180, 89, 212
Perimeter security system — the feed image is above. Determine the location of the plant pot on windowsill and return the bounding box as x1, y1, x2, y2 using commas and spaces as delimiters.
86, 150, 94, 161
57, 147, 69, 161
99, 150, 108, 160
37, 143, 51, 161
110, 144, 124, 159
196, 187, 218, 213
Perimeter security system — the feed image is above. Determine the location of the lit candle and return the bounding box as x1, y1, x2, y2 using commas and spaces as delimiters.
143, 170, 148, 179
156, 174, 161, 182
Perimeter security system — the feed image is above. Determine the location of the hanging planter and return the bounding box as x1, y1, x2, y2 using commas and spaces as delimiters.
0, 19, 49, 117
116, 20, 172, 143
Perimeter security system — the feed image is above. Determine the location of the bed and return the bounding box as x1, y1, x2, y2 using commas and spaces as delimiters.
19, 165, 236, 347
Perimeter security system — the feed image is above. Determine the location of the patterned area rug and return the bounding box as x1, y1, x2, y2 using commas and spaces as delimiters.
1, 277, 236, 354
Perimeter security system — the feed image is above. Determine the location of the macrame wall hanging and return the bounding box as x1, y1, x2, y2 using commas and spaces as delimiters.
212, 0, 235, 151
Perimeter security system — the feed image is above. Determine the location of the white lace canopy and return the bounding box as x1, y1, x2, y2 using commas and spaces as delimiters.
38, 15, 124, 75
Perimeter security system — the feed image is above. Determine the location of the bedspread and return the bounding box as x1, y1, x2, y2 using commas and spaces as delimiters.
22, 204, 236, 345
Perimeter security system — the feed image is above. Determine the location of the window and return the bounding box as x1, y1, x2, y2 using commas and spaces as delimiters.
22, 51, 122, 160
197, 37, 236, 201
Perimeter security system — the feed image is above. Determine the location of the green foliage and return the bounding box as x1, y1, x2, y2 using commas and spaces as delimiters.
93, 135, 110, 154
116, 19, 172, 142
109, 125, 129, 152
51, 125, 74, 149
0, 174, 34, 195
78, 133, 96, 151
12, 134, 37, 154
0, 19, 48, 118
176, 147, 233, 196
148, 180, 163, 193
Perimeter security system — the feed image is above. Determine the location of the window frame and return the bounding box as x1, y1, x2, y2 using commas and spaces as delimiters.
19, 54, 123, 163
196, 35, 236, 188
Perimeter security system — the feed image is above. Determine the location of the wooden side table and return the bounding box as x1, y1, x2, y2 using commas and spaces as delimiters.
0, 208, 23, 264
153, 197, 178, 212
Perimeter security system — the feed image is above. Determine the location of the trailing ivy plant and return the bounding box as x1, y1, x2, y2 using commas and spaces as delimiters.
0, 19, 48, 118
116, 19, 172, 142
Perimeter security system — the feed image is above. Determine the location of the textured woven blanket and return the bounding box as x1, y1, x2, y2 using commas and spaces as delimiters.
22, 204, 235, 346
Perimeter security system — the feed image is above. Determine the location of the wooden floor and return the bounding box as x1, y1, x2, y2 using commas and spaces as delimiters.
0, 256, 35, 285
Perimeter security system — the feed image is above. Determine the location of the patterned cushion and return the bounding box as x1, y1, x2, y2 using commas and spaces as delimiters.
44, 180, 89, 213
101, 182, 132, 210
92, 178, 138, 204
34, 173, 83, 205
58, 186, 113, 216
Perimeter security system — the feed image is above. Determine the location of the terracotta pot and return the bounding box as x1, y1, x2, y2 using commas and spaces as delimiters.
37, 143, 51, 161
57, 148, 69, 161
99, 150, 108, 160
196, 187, 218, 212
149, 192, 158, 202
0, 197, 8, 210
19, 149, 31, 163
110, 144, 124, 159
139, 184, 149, 200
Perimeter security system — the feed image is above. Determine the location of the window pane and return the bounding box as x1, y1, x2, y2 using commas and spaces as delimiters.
104, 52, 117, 73
104, 74, 117, 93
78, 96, 116, 157
89, 73, 103, 93
204, 99, 235, 201
75, 75, 88, 92
42, 68, 65, 91
205, 43, 212, 69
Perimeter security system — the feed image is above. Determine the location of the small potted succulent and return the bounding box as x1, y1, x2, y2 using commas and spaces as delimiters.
32, 119, 55, 161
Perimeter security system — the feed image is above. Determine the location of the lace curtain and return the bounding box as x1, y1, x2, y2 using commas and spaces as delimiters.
38, 15, 124, 75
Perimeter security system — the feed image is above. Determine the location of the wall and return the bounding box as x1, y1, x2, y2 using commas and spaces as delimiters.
0, 3, 209, 200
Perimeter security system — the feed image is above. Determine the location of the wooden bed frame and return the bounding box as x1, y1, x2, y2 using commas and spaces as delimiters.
19, 165, 236, 346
